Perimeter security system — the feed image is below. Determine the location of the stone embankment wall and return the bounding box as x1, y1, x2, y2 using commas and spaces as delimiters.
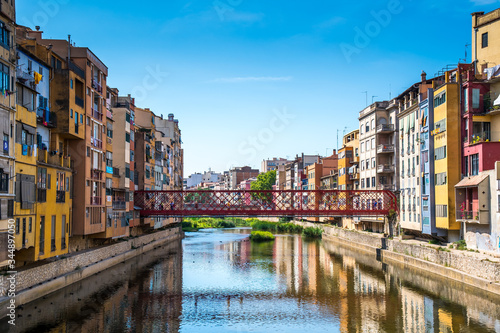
11, 227, 182, 292
0, 226, 183, 318
295, 221, 500, 285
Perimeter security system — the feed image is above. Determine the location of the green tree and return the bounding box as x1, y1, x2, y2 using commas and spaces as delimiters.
250, 170, 276, 203
251, 170, 276, 191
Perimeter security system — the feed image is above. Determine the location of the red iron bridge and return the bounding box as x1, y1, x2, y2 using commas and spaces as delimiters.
134, 190, 398, 218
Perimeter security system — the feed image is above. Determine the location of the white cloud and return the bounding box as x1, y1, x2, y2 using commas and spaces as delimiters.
210, 76, 293, 83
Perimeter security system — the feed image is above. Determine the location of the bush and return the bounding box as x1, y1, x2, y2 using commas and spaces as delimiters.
454, 239, 467, 251
302, 227, 323, 238
249, 231, 275, 242
428, 239, 440, 245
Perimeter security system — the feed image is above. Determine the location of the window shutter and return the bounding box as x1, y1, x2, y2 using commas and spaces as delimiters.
15, 123, 22, 144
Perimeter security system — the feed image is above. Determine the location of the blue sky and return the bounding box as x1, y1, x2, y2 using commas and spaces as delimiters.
17, 0, 500, 176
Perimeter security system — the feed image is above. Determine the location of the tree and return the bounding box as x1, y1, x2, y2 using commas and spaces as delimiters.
250, 170, 276, 203
251, 170, 276, 191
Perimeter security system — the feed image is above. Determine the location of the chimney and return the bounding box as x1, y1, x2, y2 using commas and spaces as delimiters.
421, 71, 427, 82
67, 35, 71, 64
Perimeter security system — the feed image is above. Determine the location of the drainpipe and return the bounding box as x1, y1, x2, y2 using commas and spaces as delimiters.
474, 28, 478, 72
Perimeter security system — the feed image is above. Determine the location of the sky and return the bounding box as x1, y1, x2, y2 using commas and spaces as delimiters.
16, 0, 500, 176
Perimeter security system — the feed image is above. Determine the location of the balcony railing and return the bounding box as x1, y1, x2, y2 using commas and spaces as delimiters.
75, 96, 84, 108
376, 124, 394, 133
56, 190, 65, 203
90, 196, 102, 205
92, 79, 103, 93
456, 210, 478, 221
90, 137, 102, 149
91, 168, 103, 180
106, 109, 113, 119
92, 108, 103, 121
377, 144, 394, 154
377, 164, 394, 173
378, 184, 396, 191
349, 173, 359, 180
112, 201, 126, 210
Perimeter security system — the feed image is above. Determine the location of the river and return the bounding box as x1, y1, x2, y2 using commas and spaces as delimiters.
2, 227, 500, 332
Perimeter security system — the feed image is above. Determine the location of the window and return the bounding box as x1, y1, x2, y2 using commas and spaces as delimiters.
471, 154, 479, 176
434, 119, 446, 134
365, 122, 369, 133
0, 169, 8, 192
366, 178, 370, 188
0, 62, 9, 90
361, 179, 365, 188
371, 177, 375, 188
3, 133, 7, 155
51, 215, 56, 252
371, 138, 375, 149
61, 215, 66, 249
434, 93, 446, 108
435, 172, 447, 185
0, 21, 10, 49
29, 217, 32, 233
464, 156, 469, 177
436, 205, 448, 218
37, 168, 47, 202
80, 114, 83, 124
15, 217, 19, 234
366, 160, 369, 170
435, 146, 446, 160
482, 32, 488, 48
371, 119, 375, 131
39, 216, 45, 254
361, 160, 364, 171
70, 79, 73, 89
361, 142, 364, 153
70, 109, 73, 118
372, 157, 376, 168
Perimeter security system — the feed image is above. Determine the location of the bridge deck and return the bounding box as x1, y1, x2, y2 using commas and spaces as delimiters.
134, 190, 398, 217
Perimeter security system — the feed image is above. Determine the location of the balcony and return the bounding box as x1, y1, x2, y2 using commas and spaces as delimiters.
377, 144, 394, 154
412, 204, 416, 212
90, 196, 102, 205
112, 201, 126, 210
56, 190, 65, 203
106, 109, 113, 119
91, 168, 103, 180
51, 239, 56, 252
378, 184, 396, 191
75, 96, 84, 108
349, 173, 359, 180
91, 108, 103, 121
92, 79, 103, 93
90, 137, 102, 149
376, 124, 394, 133
377, 164, 394, 173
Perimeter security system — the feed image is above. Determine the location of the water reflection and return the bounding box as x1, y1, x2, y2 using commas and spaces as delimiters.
3, 229, 500, 332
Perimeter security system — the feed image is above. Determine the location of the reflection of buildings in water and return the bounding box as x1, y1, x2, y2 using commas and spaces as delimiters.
353, 267, 386, 295
400, 286, 427, 333
274, 236, 303, 293
131, 252, 183, 333
438, 309, 454, 333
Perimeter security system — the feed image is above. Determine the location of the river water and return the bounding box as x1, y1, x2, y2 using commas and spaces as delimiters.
2, 227, 500, 332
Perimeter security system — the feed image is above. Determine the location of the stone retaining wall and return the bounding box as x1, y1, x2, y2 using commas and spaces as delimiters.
2, 226, 182, 295
293, 221, 500, 283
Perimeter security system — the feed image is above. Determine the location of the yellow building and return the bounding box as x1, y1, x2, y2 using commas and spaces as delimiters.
13, 105, 37, 257
433, 72, 461, 240
472, 9, 500, 74
337, 130, 359, 191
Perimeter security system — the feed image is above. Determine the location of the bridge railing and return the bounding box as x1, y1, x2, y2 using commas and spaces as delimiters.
134, 190, 398, 217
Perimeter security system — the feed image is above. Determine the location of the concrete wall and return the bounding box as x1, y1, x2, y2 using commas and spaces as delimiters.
294, 221, 500, 285
0, 226, 182, 302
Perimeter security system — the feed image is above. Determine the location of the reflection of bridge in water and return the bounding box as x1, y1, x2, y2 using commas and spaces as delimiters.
134, 190, 398, 217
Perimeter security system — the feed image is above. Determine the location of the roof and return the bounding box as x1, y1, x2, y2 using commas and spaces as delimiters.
455, 174, 489, 188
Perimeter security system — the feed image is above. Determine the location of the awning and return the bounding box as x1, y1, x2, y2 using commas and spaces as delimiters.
23, 124, 36, 135
455, 174, 489, 188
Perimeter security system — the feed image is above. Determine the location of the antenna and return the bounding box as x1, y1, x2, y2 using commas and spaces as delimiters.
462, 43, 471, 63
389, 84, 392, 100
362, 91, 368, 106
